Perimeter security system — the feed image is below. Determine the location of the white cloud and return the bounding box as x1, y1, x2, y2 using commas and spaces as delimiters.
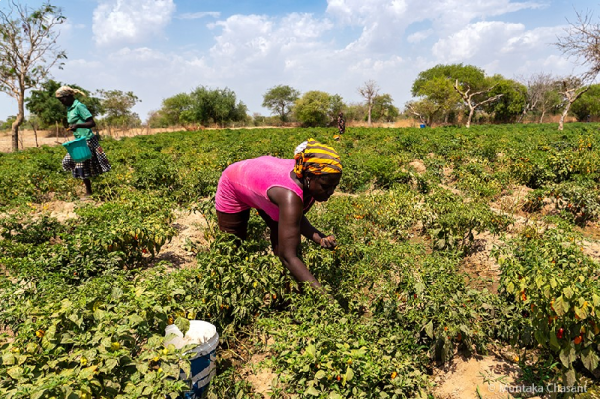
431, 22, 566, 71
407, 29, 434, 44
501, 26, 563, 53
177, 12, 220, 20
326, 0, 546, 51
208, 13, 333, 71
432, 21, 525, 62
92, 0, 176, 47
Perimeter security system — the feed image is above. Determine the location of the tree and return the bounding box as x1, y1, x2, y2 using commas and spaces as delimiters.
485, 76, 526, 123
344, 102, 367, 123
97, 89, 141, 129
1, 116, 16, 131
518, 72, 561, 123
262, 85, 300, 122
155, 86, 248, 128
569, 84, 600, 121
358, 80, 379, 126
294, 91, 332, 127
0, 1, 66, 152
327, 94, 345, 123
26, 79, 102, 128
556, 9, 600, 81
556, 76, 590, 131
159, 93, 194, 127
453, 77, 503, 128
188, 86, 248, 127
411, 64, 486, 124
371, 94, 399, 122
404, 99, 437, 125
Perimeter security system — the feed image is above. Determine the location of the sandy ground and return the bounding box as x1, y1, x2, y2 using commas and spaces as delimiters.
433, 354, 522, 399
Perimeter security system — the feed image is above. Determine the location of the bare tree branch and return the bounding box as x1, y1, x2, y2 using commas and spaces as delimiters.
556, 76, 590, 130
358, 80, 380, 126
453, 80, 503, 128
0, 1, 66, 151
556, 9, 600, 81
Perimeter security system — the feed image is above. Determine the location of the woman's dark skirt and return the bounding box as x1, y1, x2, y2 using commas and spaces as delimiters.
62, 135, 111, 179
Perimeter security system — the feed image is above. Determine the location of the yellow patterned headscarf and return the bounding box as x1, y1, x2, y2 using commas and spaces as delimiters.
293, 138, 342, 179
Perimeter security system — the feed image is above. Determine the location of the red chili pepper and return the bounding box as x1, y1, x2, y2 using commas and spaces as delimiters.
557, 328, 564, 339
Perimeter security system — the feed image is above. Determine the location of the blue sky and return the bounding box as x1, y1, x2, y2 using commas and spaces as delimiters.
0, 0, 597, 122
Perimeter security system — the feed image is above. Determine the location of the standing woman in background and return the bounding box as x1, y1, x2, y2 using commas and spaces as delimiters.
337, 112, 345, 135
55, 86, 111, 200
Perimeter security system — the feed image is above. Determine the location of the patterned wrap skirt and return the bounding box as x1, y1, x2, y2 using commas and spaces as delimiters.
62, 135, 111, 179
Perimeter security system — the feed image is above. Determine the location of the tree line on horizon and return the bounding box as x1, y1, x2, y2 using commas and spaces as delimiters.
1, 1, 599, 151
4, 67, 600, 135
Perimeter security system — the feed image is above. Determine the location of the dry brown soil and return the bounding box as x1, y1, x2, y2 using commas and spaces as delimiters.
433, 354, 521, 399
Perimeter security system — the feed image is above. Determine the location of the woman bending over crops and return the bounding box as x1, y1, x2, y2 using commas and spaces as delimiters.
56, 86, 111, 200
215, 139, 342, 290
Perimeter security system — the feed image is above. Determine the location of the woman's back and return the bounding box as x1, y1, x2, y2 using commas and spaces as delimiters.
215, 156, 304, 221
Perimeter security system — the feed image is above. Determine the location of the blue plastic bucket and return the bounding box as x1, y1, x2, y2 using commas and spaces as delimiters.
178, 332, 219, 398
62, 137, 92, 162
419, 124, 426, 128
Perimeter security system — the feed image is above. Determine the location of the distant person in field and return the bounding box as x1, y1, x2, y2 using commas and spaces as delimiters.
56, 86, 111, 200
215, 139, 342, 290
337, 112, 345, 135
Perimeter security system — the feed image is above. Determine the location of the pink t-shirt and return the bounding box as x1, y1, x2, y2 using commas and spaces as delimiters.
215, 156, 312, 221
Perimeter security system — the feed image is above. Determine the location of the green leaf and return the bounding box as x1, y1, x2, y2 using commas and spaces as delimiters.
128, 314, 144, 326
7, 366, 23, 380
563, 368, 576, 387
79, 366, 98, 380
180, 361, 191, 379
424, 321, 434, 339
506, 282, 515, 294
535, 275, 544, 289
414, 281, 425, 294
329, 393, 343, 399
574, 305, 589, 320
174, 317, 190, 336
105, 358, 118, 371
41, 335, 56, 351
534, 329, 547, 347
31, 389, 47, 399
111, 287, 123, 301
559, 345, 576, 368
592, 294, 600, 307
136, 362, 149, 373
581, 348, 599, 372
314, 370, 326, 380
305, 386, 320, 396
553, 295, 569, 317
305, 344, 316, 358
345, 367, 354, 382
562, 286, 574, 299
68, 313, 83, 328
93, 309, 105, 321
549, 331, 561, 351
2, 353, 15, 366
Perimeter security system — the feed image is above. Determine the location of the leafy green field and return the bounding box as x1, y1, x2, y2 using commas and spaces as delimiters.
1, 124, 600, 398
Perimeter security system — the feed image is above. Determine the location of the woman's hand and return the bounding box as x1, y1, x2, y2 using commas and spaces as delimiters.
319, 235, 337, 250
67, 125, 77, 131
